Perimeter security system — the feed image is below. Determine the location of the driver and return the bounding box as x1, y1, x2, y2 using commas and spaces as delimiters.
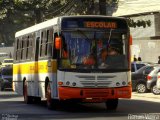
82, 53, 95, 66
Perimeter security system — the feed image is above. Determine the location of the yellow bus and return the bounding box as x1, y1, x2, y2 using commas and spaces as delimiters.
13, 15, 132, 110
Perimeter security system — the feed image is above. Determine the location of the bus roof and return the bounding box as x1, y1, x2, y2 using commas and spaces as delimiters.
0, 53, 8, 55
15, 15, 126, 38
15, 17, 59, 37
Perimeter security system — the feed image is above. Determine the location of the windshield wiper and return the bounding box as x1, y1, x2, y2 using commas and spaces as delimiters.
108, 29, 113, 47
76, 29, 91, 41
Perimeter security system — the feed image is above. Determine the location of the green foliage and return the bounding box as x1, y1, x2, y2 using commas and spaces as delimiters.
0, 0, 151, 46
127, 18, 151, 28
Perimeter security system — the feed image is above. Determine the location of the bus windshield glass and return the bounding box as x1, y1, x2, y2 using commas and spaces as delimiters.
60, 30, 129, 70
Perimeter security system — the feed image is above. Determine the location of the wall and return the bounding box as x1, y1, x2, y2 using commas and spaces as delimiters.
132, 40, 160, 63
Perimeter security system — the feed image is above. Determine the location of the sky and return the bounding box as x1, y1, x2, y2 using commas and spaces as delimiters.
113, 0, 160, 16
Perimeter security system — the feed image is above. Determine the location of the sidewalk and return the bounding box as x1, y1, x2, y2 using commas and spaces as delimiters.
131, 92, 160, 102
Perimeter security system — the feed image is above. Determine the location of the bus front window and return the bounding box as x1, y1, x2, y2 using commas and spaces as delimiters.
60, 30, 128, 70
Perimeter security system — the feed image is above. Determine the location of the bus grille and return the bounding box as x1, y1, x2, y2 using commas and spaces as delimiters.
76, 75, 114, 88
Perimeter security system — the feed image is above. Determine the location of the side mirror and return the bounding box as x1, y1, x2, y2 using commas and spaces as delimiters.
129, 35, 132, 45
55, 37, 62, 50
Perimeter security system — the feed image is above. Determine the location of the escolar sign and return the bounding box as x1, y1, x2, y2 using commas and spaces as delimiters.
84, 21, 117, 29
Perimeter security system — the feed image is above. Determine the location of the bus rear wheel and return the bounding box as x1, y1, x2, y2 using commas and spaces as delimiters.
24, 81, 33, 104
105, 98, 118, 110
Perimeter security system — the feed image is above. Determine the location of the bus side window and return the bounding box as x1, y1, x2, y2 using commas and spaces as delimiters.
28, 34, 33, 60
46, 29, 53, 57
26, 36, 29, 59
16, 38, 20, 61
39, 30, 47, 57
45, 30, 49, 56
40, 31, 43, 57
15, 38, 19, 61
22, 36, 27, 60
35, 37, 40, 61
18, 39, 22, 61
53, 33, 58, 59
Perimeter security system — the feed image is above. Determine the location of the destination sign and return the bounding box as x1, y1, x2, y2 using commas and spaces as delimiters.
84, 21, 117, 29
61, 17, 128, 29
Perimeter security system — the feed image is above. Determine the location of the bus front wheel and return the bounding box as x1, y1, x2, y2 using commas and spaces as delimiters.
105, 98, 118, 110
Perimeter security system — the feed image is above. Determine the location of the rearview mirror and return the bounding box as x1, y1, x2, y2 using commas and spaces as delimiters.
55, 37, 62, 50
129, 35, 132, 45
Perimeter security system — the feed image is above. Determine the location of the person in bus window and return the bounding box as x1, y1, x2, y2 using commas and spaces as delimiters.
133, 55, 137, 62
82, 53, 96, 66
108, 47, 119, 56
98, 48, 108, 68
62, 37, 68, 59
82, 45, 96, 66
138, 57, 142, 62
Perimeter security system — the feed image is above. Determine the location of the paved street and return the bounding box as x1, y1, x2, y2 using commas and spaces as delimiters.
132, 92, 160, 102
0, 91, 160, 120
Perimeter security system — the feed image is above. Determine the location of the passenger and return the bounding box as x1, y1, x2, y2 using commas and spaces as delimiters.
138, 57, 142, 62
83, 54, 95, 66
100, 48, 108, 63
108, 47, 119, 55
158, 56, 160, 64
99, 48, 108, 68
133, 55, 137, 62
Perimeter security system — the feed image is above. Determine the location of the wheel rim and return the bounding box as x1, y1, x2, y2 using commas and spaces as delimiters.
137, 84, 146, 93
152, 85, 160, 94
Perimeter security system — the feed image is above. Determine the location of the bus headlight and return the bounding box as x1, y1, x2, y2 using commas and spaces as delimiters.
66, 81, 70, 85
72, 82, 76, 86
122, 81, 126, 85
116, 82, 120, 86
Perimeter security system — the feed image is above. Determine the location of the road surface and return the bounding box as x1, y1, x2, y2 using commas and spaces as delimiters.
0, 91, 160, 120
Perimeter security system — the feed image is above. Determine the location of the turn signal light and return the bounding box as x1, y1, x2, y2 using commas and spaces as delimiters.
58, 81, 63, 86
147, 75, 152, 80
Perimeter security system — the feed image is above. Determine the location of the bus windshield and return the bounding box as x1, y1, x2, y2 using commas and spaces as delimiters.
60, 30, 129, 70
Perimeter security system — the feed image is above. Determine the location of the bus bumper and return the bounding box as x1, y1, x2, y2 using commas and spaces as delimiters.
58, 86, 131, 102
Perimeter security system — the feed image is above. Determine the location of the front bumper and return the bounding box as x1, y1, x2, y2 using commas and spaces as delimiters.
58, 86, 131, 102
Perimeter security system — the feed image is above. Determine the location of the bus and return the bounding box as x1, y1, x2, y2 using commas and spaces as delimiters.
13, 15, 132, 110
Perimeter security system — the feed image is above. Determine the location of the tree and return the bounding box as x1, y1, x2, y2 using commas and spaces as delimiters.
0, 0, 151, 46
127, 18, 151, 28
0, 0, 64, 45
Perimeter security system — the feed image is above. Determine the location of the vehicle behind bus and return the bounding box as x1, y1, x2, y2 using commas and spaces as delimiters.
0, 66, 13, 91
13, 15, 132, 110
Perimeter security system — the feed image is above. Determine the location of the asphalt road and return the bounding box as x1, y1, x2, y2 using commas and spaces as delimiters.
0, 91, 160, 120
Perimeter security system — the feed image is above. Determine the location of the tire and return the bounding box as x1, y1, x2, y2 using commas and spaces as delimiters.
151, 85, 160, 95
23, 81, 33, 104
34, 97, 41, 104
0, 86, 4, 91
136, 83, 147, 93
46, 83, 58, 110
0, 83, 5, 91
105, 99, 118, 110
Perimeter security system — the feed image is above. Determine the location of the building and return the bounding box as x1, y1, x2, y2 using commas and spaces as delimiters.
124, 12, 160, 63
113, 0, 160, 63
